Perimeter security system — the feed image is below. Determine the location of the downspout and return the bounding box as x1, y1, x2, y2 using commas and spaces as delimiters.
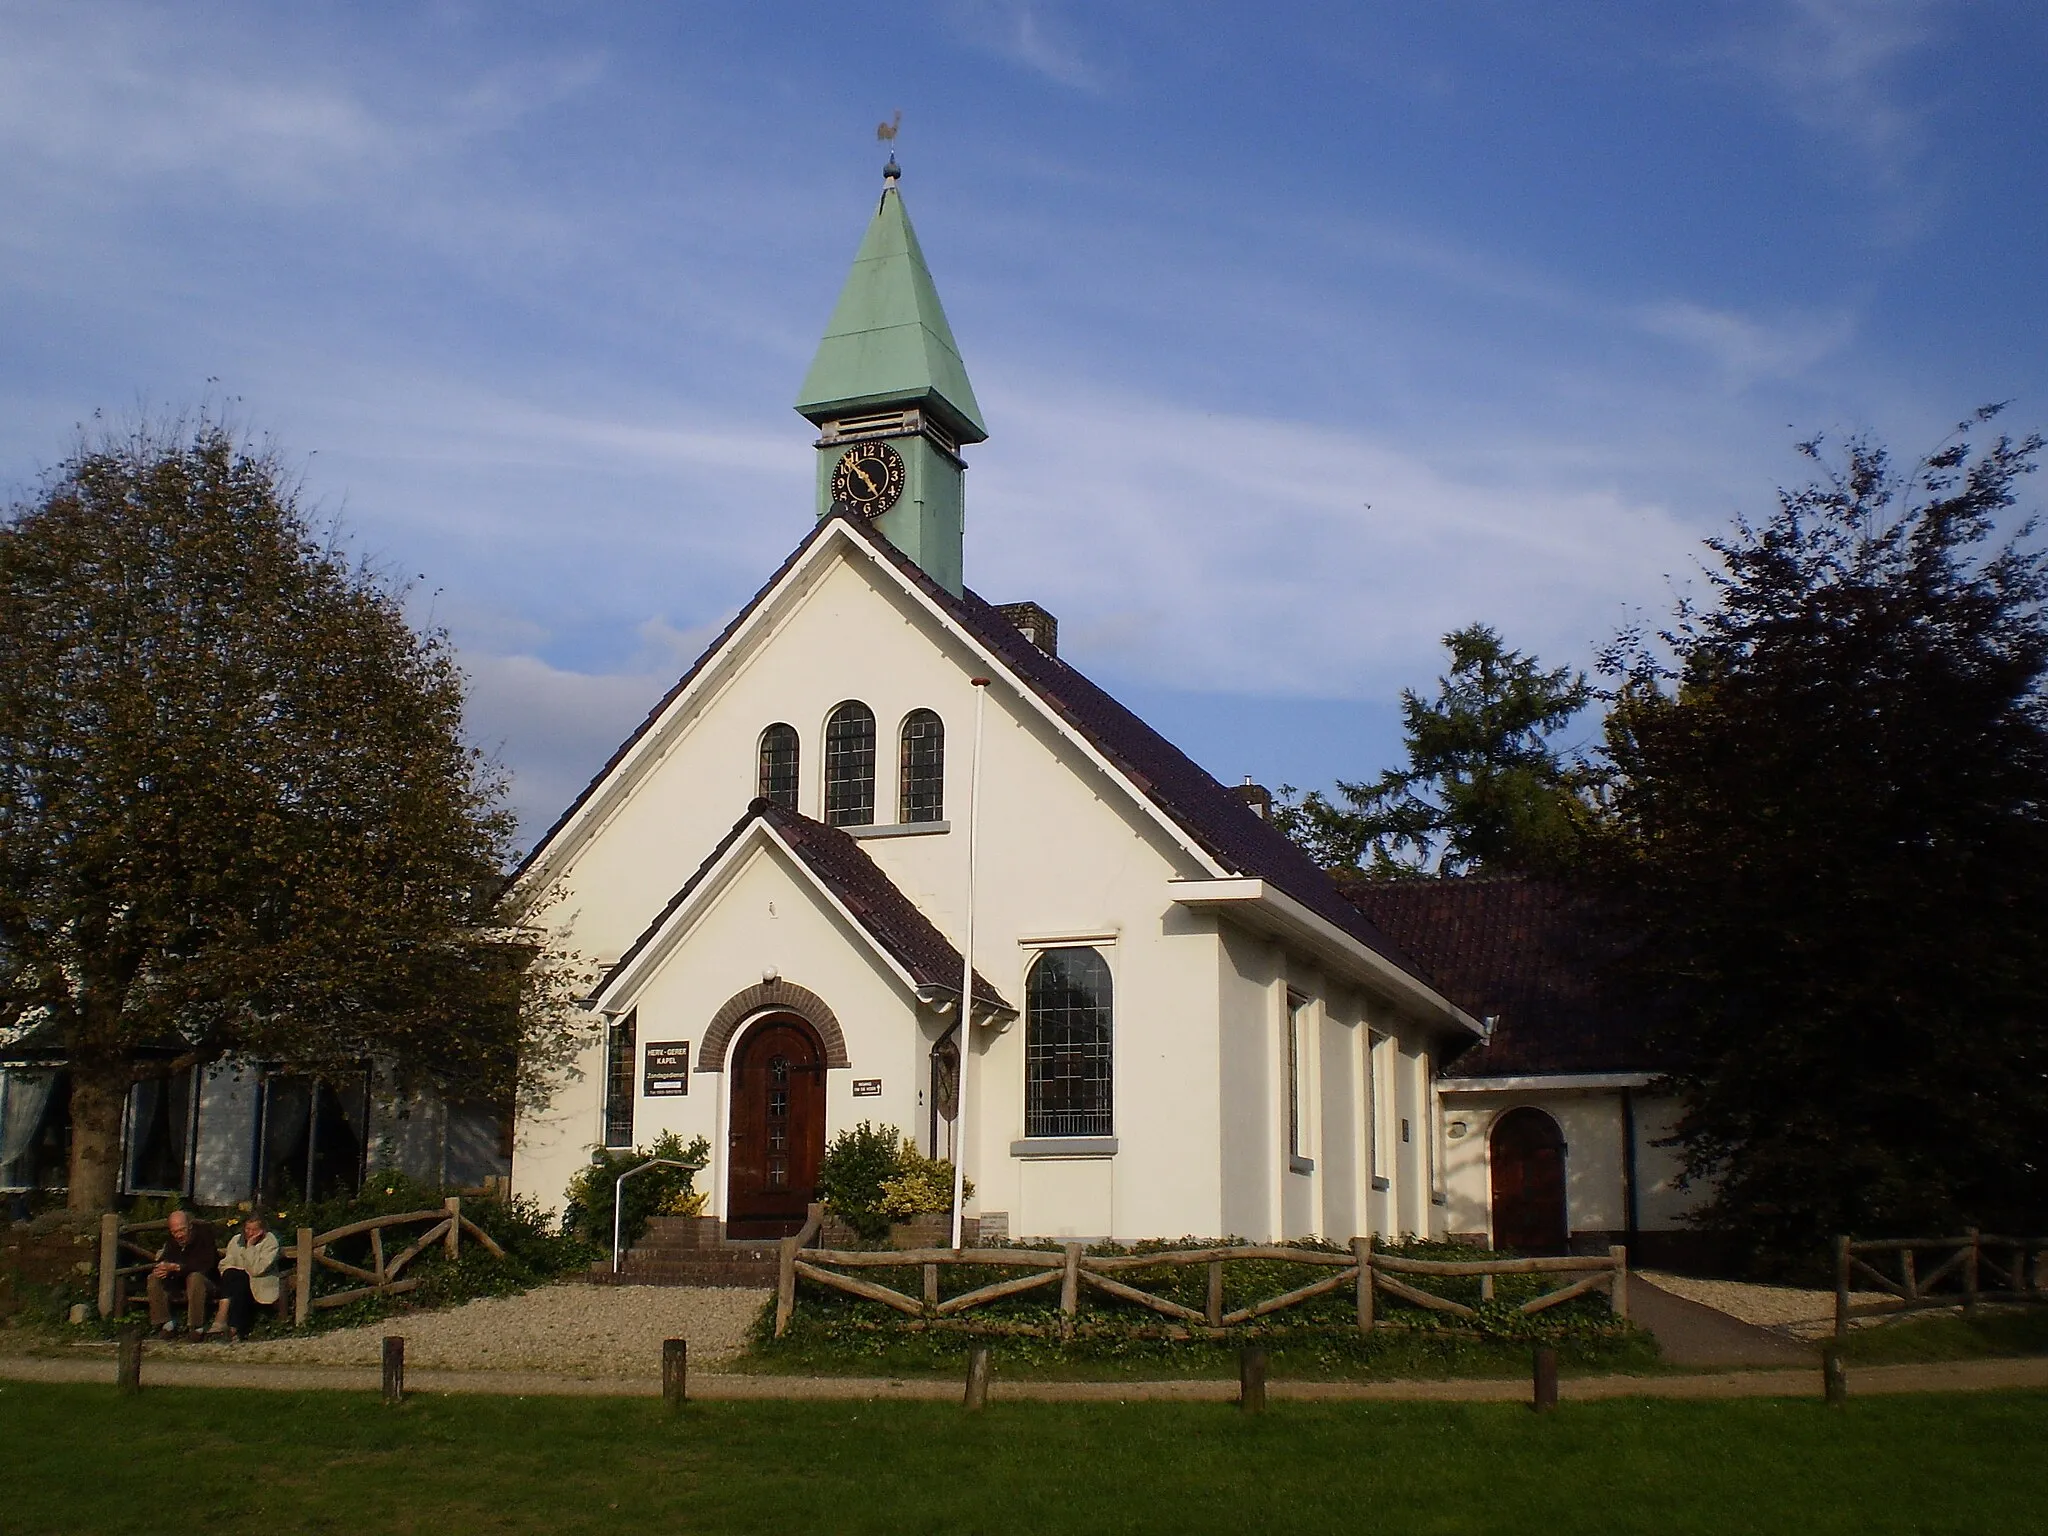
1620, 1087, 1640, 1254
949, 678, 989, 1252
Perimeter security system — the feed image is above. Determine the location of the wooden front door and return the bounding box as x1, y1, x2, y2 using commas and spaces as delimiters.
1490, 1107, 1569, 1254
727, 1016, 826, 1238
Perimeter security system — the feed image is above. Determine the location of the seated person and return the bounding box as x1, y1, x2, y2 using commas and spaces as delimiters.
210, 1215, 281, 1340
146, 1208, 219, 1337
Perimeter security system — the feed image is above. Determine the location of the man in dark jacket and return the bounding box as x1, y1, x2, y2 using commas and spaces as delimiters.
146, 1208, 219, 1336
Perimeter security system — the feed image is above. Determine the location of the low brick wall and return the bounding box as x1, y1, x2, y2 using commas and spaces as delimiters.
1, 1217, 100, 1321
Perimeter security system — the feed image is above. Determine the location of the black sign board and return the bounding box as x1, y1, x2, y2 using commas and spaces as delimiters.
644, 1042, 690, 1097
852, 1078, 882, 1097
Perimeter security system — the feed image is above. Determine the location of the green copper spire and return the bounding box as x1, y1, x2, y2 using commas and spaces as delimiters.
795, 169, 986, 444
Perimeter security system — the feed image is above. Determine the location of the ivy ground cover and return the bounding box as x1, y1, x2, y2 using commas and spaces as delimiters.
3, 1381, 2044, 1535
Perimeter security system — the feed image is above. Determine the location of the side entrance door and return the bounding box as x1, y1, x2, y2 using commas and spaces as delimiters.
727, 1015, 827, 1239
1489, 1106, 1569, 1254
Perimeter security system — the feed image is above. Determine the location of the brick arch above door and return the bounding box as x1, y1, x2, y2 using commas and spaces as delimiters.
698, 981, 851, 1072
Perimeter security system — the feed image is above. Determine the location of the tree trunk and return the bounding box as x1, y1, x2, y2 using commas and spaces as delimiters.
67, 1066, 128, 1212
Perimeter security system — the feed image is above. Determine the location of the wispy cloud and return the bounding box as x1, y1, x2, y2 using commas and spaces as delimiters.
1709, 0, 1947, 198
1633, 299, 1857, 384
940, 1, 1106, 92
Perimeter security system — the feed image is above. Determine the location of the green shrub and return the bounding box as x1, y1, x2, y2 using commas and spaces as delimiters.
879, 1139, 968, 1219
562, 1131, 711, 1251
817, 1123, 970, 1239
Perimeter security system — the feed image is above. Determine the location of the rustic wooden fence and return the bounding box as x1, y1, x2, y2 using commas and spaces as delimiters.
774, 1210, 1627, 1339
98, 1197, 506, 1325
1833, 1229, 2044, 1340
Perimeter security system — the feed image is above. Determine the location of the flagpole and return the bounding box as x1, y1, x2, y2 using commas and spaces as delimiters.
951, 678, 989, 1252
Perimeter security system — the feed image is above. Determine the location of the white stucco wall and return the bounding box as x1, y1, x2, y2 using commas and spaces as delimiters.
1437, 1086, 1708, 1245
509, 534, 1469, 1240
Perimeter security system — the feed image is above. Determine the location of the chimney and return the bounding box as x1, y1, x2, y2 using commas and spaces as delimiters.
997, 601, 1058, 658
1235, 777, 1272, 819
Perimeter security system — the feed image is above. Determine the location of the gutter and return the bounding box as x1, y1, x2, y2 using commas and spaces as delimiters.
1167, 877, 1483, 1038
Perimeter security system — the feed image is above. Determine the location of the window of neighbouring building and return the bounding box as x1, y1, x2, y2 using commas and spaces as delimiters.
823, 701, 877, 827
122, 1067, 196, 1196
898, 709, 944, 823
758, 722, 800, 810
1024, 947, 1114, 1139
258, 1072, 369, 1204
0, 1068, 70, 1192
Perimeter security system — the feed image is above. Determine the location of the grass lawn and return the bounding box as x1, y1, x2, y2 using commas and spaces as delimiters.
4, 1381, 2044, 1535
1839, 1307, 2048, 1365
742, 1315, 1667, 1380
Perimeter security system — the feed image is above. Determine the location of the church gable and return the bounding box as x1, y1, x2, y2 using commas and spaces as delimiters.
510, 514, 1236, 963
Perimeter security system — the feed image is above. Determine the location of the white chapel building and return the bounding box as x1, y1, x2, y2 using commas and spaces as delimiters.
507, 162, 1499, 1245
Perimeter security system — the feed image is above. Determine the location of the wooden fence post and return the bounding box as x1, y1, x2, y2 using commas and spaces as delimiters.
963, 1346, 990, 1411
1532, 1345, 1558, 1413
923, 1263, 940, 1311
1963, 1229, 1980, 1316
1900, 1248, 1917, 1299
774, 1236, 798, 1338
1207, 1261, 1224, 1328
444, 1196, 462, 1261
1059, 1243, 1081, 1340
662, 1338, 688, 1408
116, 1327, 142, 1395
382, 1336, 405, 1404
1238, 1346, 1267, 1412
1832, 1235, 1851, 1342
1608, 1244, 1629, 1321
1821, 1342, 1847, 1406
1352, 1237, 1373, 1332
295, 1227, 315, 1327
97, 1214, 121, 1320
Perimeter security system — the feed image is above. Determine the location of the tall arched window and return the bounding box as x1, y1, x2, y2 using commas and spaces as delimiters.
899, 709, 944, 823
823, 701, 876, 826
758, 723, 800, 810
1025, 947, 1114, 1138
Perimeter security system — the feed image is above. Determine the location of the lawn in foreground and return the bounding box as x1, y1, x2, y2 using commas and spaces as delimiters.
5, 1383, 2045, 1535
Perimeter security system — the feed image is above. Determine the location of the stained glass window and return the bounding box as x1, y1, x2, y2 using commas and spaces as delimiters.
758, 722, 799, 809
899, 709, 944, 823
603, 1013, 637, 1149
824, 701, 876, 826
1025, 948, 1114, 1139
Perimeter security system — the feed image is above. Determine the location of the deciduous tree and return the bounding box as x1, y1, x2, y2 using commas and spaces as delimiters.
0, 419, 586, 1210
1598, 408, 2048, 1261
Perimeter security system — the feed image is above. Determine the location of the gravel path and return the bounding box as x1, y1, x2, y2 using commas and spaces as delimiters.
1639, 1270, 1893, 1339
231, 1283, 770, 1377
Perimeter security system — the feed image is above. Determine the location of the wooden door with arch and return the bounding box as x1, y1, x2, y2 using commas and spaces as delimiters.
726, 1014, 827, 1239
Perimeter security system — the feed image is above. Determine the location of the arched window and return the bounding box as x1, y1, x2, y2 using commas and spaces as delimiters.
758, 723, 799, 810
823, 701, 876, 827
899, 709, 944, 823
1025, 947, 1114, 1139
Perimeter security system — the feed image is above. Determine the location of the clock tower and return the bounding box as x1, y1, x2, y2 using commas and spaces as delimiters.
795, 158, 986, 596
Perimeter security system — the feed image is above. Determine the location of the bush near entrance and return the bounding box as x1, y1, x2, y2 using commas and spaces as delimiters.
563, 1132, 713, 1251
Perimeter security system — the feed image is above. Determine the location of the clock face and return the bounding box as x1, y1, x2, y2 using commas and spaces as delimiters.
831, 442, 907, 516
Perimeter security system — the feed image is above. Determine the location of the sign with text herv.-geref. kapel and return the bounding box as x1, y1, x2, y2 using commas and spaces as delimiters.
644, 1042, 689, 1097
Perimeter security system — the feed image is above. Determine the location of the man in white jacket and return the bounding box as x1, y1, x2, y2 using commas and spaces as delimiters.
209, 1216, 281, 1340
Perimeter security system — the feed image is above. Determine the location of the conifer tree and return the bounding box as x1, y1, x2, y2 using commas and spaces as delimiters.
1278, 624, 1594, 877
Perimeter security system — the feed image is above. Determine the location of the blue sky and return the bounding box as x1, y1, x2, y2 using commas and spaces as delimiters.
4, 1, 2044, 849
